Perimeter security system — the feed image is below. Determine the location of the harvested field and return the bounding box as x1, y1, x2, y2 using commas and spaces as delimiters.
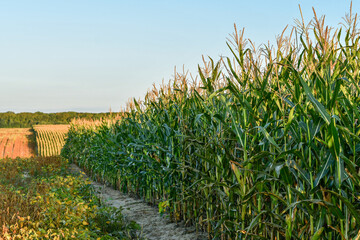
0, 128, 35, 159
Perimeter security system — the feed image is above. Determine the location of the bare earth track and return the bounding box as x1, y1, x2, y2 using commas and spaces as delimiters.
70, 164, 207, 240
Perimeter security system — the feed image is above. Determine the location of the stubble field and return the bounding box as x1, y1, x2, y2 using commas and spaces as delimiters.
0, 125, 69, 159
0, 128, 35, 158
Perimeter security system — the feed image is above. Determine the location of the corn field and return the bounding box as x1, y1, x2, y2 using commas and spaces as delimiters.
62, 8, 360, 240
34, 125, 69, 157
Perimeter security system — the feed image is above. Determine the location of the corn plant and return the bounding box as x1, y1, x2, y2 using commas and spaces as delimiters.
62, 6, 360, 240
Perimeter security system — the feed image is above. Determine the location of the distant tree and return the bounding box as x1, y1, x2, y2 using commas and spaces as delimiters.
0, 112, 113, 128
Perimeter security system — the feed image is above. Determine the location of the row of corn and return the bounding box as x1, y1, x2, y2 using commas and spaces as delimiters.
62, 10, 360, 239
34, 125, 68, 157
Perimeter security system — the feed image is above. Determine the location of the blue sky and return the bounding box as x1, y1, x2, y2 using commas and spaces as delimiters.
0, 0, 357, 113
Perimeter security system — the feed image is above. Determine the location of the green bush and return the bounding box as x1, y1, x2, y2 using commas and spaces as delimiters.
0, 157, 142, 240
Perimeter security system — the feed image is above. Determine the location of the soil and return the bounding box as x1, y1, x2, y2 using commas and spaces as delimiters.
69, 164, 207, 240
0, 128, 35, 158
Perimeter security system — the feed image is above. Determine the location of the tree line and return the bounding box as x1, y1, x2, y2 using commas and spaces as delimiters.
0, 111, 113, 128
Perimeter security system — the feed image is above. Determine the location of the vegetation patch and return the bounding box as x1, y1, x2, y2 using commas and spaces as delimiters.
0, 157, 142, 240
0, 112, 114, 128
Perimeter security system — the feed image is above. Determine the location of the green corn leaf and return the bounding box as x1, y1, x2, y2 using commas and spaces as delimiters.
330, 118, 340, 157
284, 106, 296, 135
256, 126, 281, 152
326, 190, 360, 223
289, 160, 311, 186
310, 227, 324, 240
314, 154, 333, 188
298, 75, 331, 125
230, 161, 242, 185
328, 78, 343, 110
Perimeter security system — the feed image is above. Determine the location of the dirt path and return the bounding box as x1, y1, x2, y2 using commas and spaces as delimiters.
70, 164, 207, 240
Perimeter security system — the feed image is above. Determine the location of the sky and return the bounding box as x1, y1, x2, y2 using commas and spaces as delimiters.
0, 0, 357, 113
